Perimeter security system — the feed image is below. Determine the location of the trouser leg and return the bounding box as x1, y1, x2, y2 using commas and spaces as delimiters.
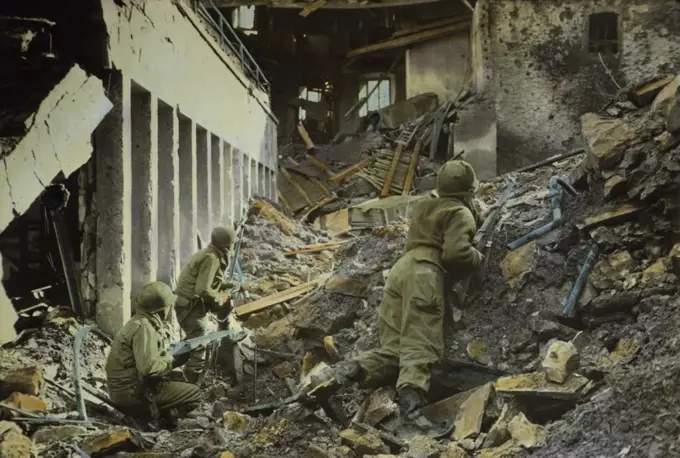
178, 305, 209, 380
396, 261, 445, 393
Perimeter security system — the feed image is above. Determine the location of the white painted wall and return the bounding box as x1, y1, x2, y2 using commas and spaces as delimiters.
100, 0, 277, 170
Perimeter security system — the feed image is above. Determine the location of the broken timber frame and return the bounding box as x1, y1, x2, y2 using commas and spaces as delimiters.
285, 240, 349, 256
281, 167, 313, 206
329, 158, 374, 183
234, 274, 330, 318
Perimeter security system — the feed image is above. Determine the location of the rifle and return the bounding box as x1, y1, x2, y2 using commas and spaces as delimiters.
169, 330, 247, 357
457, 176, 517, 306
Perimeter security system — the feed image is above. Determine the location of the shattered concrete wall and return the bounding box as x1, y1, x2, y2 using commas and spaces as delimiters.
100, 0, 277, 170
405, 33, 471, 102
0, 64, 112, 343
488, 0, 680, 172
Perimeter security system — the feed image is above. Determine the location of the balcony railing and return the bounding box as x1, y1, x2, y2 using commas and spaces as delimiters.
189, 0, 271, 94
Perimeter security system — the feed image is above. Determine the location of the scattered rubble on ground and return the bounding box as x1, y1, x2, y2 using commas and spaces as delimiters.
1, 74, 680, 457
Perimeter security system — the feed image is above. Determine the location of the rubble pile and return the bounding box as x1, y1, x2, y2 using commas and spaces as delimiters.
0, 75, 679, 457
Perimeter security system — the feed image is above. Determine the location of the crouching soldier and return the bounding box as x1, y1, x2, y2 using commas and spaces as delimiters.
106, 281, 202, 426
174, 225, 236, 383
321, 160, 484, 438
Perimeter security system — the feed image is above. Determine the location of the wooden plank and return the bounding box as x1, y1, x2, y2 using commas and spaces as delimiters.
346, 22, 470, 58
281, 168, 313, 205
297, 123, 315, 150
314, 208, 351, 235
278, 191, 292, 213
381, 144, 404, 197
307, 155, 336, 178
329, 158, 373, 183
284, 240, 349, 256
300, 0, 328, 16
234, 275, 329, 317
402, 127, 429, 196
301, 195, 338, 220
312, 177, 331, 194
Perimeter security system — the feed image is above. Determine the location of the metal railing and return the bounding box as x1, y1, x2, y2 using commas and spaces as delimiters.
189, 0, 271, 94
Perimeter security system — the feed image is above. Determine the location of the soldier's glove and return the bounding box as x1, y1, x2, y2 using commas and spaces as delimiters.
172, 352, 191, 369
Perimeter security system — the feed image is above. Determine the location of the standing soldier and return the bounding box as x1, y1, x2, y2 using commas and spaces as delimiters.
174, 225, 237, 383
106, 281, 202, 425
320, 160, 484, 438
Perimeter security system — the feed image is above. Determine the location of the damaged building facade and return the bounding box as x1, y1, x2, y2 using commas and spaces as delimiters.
0, 0, 278, 342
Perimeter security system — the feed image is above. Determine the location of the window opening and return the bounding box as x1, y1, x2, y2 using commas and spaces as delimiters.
358, 79, 391, 117
588, 12, 618, 54
298, 87, 322, 122
232, 6, 255, 30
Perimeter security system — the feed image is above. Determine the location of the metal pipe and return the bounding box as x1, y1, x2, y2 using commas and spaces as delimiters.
41, 184, 86, 318
73, 326, 113, 421
507, 176, 577, 250
563, 245, 600, 317
71, 445, 92, 458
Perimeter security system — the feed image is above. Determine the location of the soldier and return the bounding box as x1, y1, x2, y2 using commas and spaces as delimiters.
106, 281, 202, 425
174, 225, 237, 383
325, 160, 484, 438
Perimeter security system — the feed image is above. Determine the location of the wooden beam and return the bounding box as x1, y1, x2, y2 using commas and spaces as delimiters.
329, 158, 373, 183
301, 195, 338, 220
346, 22, 470, 58
381, 145, 404, 197
402, 126, 429, 196
281, 168, 313, 205
278, 191, 292, 213
300, 0, 327, 16
391, 15, 471, 39
234, 275, 329, 317
307, 155, 335, 178
297, 123, 315, 150
212, 0, 439, 9
284, 241, 349, 256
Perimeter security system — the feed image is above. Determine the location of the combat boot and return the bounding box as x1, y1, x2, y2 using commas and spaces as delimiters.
395, 386, 453, 439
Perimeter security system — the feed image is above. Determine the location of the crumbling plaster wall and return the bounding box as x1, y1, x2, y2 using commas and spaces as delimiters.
405, 32, 470, 102
100, 0, 277, 171
489, 0, 680, 172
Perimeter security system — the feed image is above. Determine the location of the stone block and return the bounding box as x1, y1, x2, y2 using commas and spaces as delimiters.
339, 428, 389, 457
590, 251, 635, 290
603, 175, 627, 200
493, 372, 590, 400
223, 411, 251, 434
581, 113, 638, 171
0, 367, 44, 398
651, 75, 679, 115
272, 361, 296, 379
500, 242, 538, 296
507, 413, 545, 449
220, 453, 236, 458
81, 428, 136, 455
631, 75, 676, 107
482, 403, 517, 449
422, 388, 473, 423
3, 392, 47, 412
466, 339, 490, 365
363, 387, 397, 427
641, 257, 672, 287
0, 421, 32, 458
541, 341, 580, 384
476, 441, 523, 458
32, 425, 87, 444
440, 443, 468, 458
452, 383, 492, 441
405, 435, 440, 458
576, 203, 643, 231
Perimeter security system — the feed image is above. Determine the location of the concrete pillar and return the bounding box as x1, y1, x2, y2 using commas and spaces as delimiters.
258, 163, 266, 197
264, 167, 272, 200
272, 169, 278, 203
130, 87, 158, 299
250, 158, 258, 199
242, 152, 250, 205
179, 116, 197, 265
223, 142, 234, 225
95, 71, 132, 336
196, 127, 211, 242
232, 149, 242, 221
211, 134, 224, 227
157, 101, 180, 286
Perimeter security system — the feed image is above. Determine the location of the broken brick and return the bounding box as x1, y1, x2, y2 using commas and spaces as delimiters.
0, 421, 32, 458
3, 392, 47, 412
541, 341, 580, 384
631, 75, 676, 107
452, 383, 492, 441
477, 440, 523, 458
32, 425, 87, 444
363, 387, 397, 427
272, 361, 296, 378
0, 367, 44, 398
324, 336, 341, 362
223, 411, 251, 434
466, 339, 490, 365
81, 428, 136, 456
404, 435, 440, 458
500, 242, 539, 296
220, 453, 236, 458
581, 113, 639, 171
340, 428, 389, 457
494, 372, 590, 400
482, 403, 517, 449
508, 413, 546, 449
440, 443, 468, 458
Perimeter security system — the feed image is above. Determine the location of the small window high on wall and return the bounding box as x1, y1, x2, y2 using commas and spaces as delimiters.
358, 79, 391, 117
298, 87, 321, 122
588, 12, 618, 54
232, 6, 255, 30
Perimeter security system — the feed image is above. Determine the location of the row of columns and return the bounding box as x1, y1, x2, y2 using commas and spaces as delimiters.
94, 72, 277, 335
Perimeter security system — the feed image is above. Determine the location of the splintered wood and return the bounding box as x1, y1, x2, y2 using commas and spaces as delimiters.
234, 274, 330, 318
284, 241, 349, 256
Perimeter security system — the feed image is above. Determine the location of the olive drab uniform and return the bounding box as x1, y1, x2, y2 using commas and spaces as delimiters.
354, 161, 482, 394
174, 245, 229, 379
105, 282, 202, 419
